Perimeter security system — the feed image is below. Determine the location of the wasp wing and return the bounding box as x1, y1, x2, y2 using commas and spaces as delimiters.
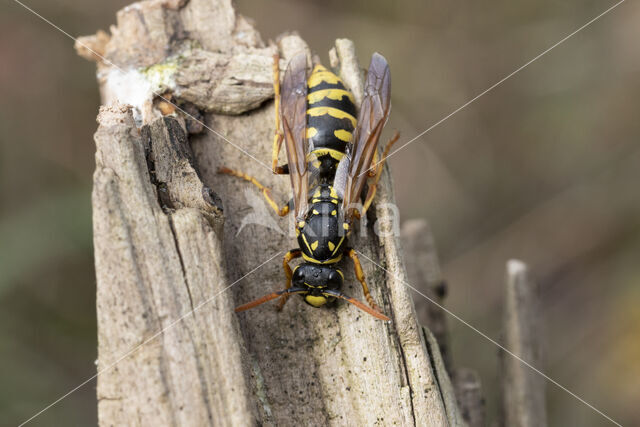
281, 52, 310, 220
339, 53, 391, 221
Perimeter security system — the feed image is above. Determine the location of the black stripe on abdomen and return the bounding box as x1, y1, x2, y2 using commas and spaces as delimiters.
308, 95, 356, 118
308, 80, 346, 93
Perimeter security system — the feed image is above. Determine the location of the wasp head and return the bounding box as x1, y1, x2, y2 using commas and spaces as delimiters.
235, 261, 389, 321
292, 263, 343, 307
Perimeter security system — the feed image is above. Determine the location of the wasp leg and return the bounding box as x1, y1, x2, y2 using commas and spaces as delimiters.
218, 167, 290, 216
276, 249, 302, 310
271, 54, 289, 175
346, 248, 384, 314
361, 131, 400, 216
369, 149, 379, 178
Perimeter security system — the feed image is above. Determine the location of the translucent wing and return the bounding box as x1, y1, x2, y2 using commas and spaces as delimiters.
340, 53, 391, 221
306, 153, 322, 193
281, 52, 310, 220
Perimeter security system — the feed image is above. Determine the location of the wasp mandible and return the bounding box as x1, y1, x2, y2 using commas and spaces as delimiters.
220, 50, 399, 321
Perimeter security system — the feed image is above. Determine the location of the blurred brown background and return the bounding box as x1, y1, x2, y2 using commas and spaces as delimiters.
1, 0, 638, 425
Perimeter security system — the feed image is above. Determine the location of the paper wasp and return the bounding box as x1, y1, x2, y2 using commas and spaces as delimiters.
219, 50, 398, 321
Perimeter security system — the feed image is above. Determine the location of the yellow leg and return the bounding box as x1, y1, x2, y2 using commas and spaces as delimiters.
271, 54, 288, 175
362, 131, 400, 216
276, 249, 302, 310
218, 167, 290, 216
346, 249, 382, 313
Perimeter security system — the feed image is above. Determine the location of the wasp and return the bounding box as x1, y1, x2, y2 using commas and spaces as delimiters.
219, 50, 398, 321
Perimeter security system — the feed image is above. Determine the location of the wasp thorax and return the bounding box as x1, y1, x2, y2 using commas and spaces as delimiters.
296, 185, 347, 263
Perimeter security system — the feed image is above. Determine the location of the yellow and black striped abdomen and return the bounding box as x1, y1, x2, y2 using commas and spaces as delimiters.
306, 65, 357, 158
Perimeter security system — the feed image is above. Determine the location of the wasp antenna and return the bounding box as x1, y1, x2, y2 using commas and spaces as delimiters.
235, 288, 307, 313
324, 290, 390, 322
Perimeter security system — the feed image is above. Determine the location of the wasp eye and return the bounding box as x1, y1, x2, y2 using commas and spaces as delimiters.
292, 267, 305, 285
327, 270, 342, 289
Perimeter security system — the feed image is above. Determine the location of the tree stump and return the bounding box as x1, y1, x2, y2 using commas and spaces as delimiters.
78, 0, 462, 425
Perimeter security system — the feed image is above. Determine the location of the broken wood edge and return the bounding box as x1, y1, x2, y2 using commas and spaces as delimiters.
142, 115, 224, 231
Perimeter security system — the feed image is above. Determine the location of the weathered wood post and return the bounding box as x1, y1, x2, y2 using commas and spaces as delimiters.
500, 259, 547, 427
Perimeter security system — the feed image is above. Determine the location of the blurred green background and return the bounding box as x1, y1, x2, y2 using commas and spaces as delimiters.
1, 0, 638, 425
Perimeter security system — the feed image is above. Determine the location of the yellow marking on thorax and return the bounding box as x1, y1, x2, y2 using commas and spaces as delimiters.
301, 233, 313, 253
312, 199, 339, 205
307, 89, 355, 105
302, 252, 343, 264
309, 148, 345, 161
310, 240, 319, 251
305, 295, 328, 307
334, 129, 353, 142
328, 241, 335, 251
331, 236, 345, 256
307, 107, 357, 128
306, 127, 318, 138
